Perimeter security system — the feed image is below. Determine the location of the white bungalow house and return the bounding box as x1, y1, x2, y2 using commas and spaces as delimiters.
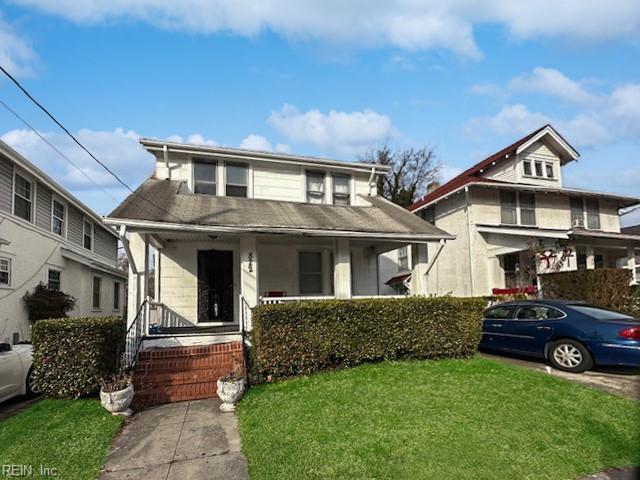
0, 141, 126, 344
407, 124, 640, 297
104, 139, 452, 404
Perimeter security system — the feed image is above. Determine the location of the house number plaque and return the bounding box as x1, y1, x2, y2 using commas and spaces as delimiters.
248, 252, 254, 272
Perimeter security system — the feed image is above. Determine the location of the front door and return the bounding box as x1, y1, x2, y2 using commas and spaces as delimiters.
197, 250, 234, 323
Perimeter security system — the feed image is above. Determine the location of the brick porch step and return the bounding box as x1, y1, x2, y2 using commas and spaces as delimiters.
132, 341, 244, 408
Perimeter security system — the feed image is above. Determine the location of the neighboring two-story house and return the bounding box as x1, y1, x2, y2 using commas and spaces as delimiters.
408, 125, 640, 297
0, 141, 126, 343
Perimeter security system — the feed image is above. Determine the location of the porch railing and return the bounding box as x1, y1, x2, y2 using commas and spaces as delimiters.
259, 294, 407, 305
123, 299, 149, 371
147, 301, 195, 330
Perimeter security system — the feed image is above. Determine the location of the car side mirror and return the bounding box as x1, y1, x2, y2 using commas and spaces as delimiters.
0, 343, 11, 352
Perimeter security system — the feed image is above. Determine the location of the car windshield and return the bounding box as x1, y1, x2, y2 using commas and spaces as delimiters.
569, 305, 635, 321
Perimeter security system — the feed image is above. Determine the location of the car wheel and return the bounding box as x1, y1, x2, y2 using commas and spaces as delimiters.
26, 366, 42, 396
548, 340, 593, 373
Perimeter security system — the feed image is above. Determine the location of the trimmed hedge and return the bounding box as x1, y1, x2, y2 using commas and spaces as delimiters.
251, 297, 485, 380
32, 316, 125, 398
541, 268, 632, 311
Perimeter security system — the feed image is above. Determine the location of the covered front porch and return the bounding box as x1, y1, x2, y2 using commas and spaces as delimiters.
123, 229, 432, 350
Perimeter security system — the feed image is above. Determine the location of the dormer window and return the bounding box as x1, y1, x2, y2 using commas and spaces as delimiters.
226, 162, 248, 198
193, 161, 217, 195
534, 161, 543, 177
306, 171, 325, 204
523, 161, 532, 176
545, 163, 554, 178
332, 174, 350, 205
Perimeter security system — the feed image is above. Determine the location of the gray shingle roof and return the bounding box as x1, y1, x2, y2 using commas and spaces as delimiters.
107, 178, 453, 241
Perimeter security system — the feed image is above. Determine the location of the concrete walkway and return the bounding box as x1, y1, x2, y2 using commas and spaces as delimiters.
99, 399, 249, 480
481, 352, 640, 400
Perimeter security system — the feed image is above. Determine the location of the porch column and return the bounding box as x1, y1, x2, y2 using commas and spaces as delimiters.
240, 236, 259, 329
334, 238, 352, 299
321, 250, 332, 295
410, 243, 428, 296
628, 246, 637, 284
586, 246, 595, 270
126, 232, 148, 326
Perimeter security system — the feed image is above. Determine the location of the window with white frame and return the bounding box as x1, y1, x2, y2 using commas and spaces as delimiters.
534, 161, 544, 177
226, 162, 248, 197
500, 191, 517, 225
398, 246, 409, 271
332, 174, 350, 205
13, 173, 33, 222
48, 269, 61, 291
52, 199, 65, 236
306, 171, 325, 204
0, 257, 11, 286
501, 190, 536, 226
83, 219, 93, 250
570, 197, 584, 227
586, 198, 601, 230
113, 281, 120, 310
522, 160, 532, 176
92, 276, 101, 310
545, 163, 554, 178
193, 160, 217, 195
299, 251, 323, 295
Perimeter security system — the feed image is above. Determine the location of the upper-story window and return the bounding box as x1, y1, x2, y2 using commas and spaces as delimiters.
83, 219, 93, 250
586, 198, 601, 230
545, 163, 554, 178
523, 160, 532, 176
398, 246, 409, 271
500, 190, 536, 226
306, 171, 325, 204
226, 162, 248, 198
332, 174, 350, 205
420, 205, 436, 224
570, 197, 584, 227
500, 191, 517, 224
534, 161, 544, 177
13, 173, 33, 222
52, 199, 65, 236
523, 159, 555, 180
193, 161, 217, 195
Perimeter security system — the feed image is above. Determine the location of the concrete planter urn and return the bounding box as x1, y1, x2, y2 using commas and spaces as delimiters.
100, 383, 134, 416
217, 378, 246, 412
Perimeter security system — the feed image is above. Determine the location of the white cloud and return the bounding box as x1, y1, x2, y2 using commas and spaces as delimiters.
239, 134, 272, 151
509, 67, 599, 105
386, 55, 416, 72
0, 15, 37, 77
439, 164, 463, 183
12, 1, 640, 58
466, 104, 550, 137
268, 104, 393, 155
166, 133, 217, 146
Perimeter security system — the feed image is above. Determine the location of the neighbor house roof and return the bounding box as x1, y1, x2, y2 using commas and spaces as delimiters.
408, 124, 580, 213
105, 178, 454, 242
140, 138, 392, 175
622, 224, 640, 235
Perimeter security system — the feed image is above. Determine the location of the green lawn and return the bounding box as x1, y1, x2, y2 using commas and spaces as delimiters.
238, 357, 640, 480
0, 399, 123, 479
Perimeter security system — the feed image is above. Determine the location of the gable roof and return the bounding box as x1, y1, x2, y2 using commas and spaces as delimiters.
105, 177, 454, 242
408, 125, 579, 213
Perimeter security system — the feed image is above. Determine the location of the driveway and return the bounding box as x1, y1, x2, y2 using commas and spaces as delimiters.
0, 395, 40, 420
99, 399, 248, 480
481, 352, 640, 400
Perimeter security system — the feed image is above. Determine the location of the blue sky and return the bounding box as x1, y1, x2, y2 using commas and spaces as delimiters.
0, 1, 639, 225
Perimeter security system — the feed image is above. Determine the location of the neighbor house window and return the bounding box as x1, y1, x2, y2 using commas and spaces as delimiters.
226, 162, 248, 197
534, 161, 544, 177
545, 163, 554, 178
332, 174, 350, 205
570, 197, 585, 227
92, 277, 101, 310
113, 281, 120, 310
48, 269, 61, 291
193, 160, 217, 195
500, 191, 517, 225
83, 219, 93, 250
13, 173, 33, 222
586, 198, 601, 230
0, 257, 10, 286
306, 171, 325, 204
52, 199, 65, 236
522, 160, 532, 176
421, 205, 436, 224
519, 192, 536, 226
398, 246, 409, 271
299, 251, 323, 295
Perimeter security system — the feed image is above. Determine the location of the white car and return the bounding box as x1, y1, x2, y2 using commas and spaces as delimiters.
0, 343, 40, 403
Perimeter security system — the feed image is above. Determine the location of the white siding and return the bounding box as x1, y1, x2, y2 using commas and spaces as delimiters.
253, 163, 302, 202
517, 141, 563, 186
482, 157, 518, 183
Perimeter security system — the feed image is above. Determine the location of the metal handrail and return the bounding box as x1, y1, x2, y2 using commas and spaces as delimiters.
122, 298, 149, 371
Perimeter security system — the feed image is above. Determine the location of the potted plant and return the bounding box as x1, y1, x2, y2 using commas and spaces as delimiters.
99, 373, 134, 416
216, 368, 246, 412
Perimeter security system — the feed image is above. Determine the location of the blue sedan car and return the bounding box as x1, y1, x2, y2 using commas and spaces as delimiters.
480, 300, 640, 372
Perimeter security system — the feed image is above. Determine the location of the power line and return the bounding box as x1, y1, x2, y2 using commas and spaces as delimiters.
0, 64, 182, 222
0, 98, 120, 203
